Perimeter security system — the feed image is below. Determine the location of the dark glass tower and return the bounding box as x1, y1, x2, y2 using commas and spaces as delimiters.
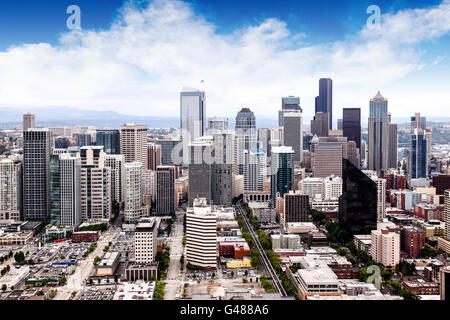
96, 129, 120, 155
315, 78, 333, 130
343, 108, 361, 151
339, 159, 377, 235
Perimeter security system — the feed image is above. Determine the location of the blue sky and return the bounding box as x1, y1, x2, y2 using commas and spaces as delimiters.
0, 0, 449, 120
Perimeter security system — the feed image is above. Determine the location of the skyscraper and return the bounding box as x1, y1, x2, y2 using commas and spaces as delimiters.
105, 154, 126, 205
279, 96, 301, 126
388, 123, 398, 170
444, 190, 450, 241
50, 154, 81, 227
80, 146, 111, 221
120, 123, 148, 169
188, 136, 213, 206
0, 159, 22, 221
23, 128, 53, 222
96, 129, 120, 155
243, 149, 267, 192
125, 161, 147, 223
235, 108, 257, 175
207, 117, 228, 133
315, 78, 333, 130
283, 192, 310, 223
156, 166, 176, 215
211, 131, 233, 207
410, 113, 428, 179
283, 112, 303, 163
270, 146, 295, 207
339, 159, 378, 235
147, 143, 162, 171
180, 88, 206, 165
368, 92, 396, 172
310, 112, 329, 137
343, 108, 361, 153
257, 128, 271, 157
23, 113, 35, 131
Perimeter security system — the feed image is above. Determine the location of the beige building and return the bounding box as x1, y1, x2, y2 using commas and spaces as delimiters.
105, 154, 125, 205
0, 159, 22, 221
371, 229, 400, 267
134, 218, 157, 264
120, 123, 148, 169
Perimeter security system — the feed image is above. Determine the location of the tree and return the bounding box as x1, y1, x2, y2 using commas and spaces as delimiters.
59, 276, 67, 285
1, 284, 6, 291
14, 251, 25, 264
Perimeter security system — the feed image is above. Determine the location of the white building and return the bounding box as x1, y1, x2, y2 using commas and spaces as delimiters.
142, 169, 156, 202
300, 175, 342, 201
243, 149, 266, 192
58, 154, 82, 227
371, 229, 400, 267
125, 161, 146, 223
105, 154, 125, 205
186, 198, 217, 268
120, 123, 148, 169
134, 218, 157, 264
364, 171, 387, 221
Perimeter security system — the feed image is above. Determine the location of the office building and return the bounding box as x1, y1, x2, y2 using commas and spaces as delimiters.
156, 139, 180, 165
310, 112, 329, 137
210, 131, 233, 206
313, 143, 343, 178
243, 149, 267, 192
180, 88, 206, 165
257, 128, 271, 157
339, 159, 377, 235
156, 166, 176, 215
410, 127, 428, 179
235, 108, 257, 175
135, 218, 157, 264
401, 227, 425, 258
73, 133, 92, 147
315, 78, 333, 130
343, 108, 361, 153
55, 137, 70, 149
283, 192, 310, 224
120, 123, 148, 169
337, 119, 343, 130
371, 229, 400, 267
270, 146, 295, 207
142, 169, 156, 204
23, 128, 53, 222
368, 92, 397, 172
0, 159, 22, 221
96, 129, 120, 155
50, 154, 82, 227
147, 143, 161, 171
104, 154, 125, 205
188, 136, 213, 206
23, 113, 35, 131
440, 266, 450, 301
283, 112, 303, 163
186, 198, 217, 269
445, 190, 450, 241
207, 117, 228, 133
80, 146, 111, 221
279, 96, 301, 126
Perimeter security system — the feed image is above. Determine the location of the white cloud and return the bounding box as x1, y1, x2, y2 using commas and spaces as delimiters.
0, 0, 449, 122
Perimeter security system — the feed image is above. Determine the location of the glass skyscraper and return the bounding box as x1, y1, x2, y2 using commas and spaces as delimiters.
96, 129, 120, 155
410, 128, 428, 179
235, 108, 257, 175
343, 108, 361, 151
315, 78, 333, 130
270, 146, 294, 207
339, 159, 378, 235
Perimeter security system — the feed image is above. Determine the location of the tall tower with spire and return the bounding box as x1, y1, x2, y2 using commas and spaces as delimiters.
368, 91, 396, 172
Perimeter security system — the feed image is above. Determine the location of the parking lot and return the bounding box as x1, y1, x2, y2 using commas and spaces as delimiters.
76, 288, 116, 300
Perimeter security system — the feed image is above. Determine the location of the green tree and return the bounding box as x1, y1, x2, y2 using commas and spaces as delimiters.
1, 284, 6, 291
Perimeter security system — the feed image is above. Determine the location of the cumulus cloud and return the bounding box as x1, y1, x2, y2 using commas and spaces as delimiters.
0, 0, 449, 121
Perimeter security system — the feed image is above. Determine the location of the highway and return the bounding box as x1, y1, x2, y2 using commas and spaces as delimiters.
236, 200, 287, 297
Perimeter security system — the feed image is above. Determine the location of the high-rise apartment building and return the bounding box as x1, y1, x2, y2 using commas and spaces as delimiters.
80, 146, 111, 221
120, 123, 148, 169
186, 198, 217, 268
371, 229, 400, 267
315, 78, 333, 130
96, 129, 120, 155
180, 88, 206, 165
0, 159, 22, 221
270, 146, 294, 207
444, 190, 450, 241
23, 128, 53, 222
156, 166, 176, 215
50, 154, 82, 227
23, 113, 35, 131
410, 127, 428, 179
142, 169, 156, 204
104, 154, 125, 205
125, 161, 147, 223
